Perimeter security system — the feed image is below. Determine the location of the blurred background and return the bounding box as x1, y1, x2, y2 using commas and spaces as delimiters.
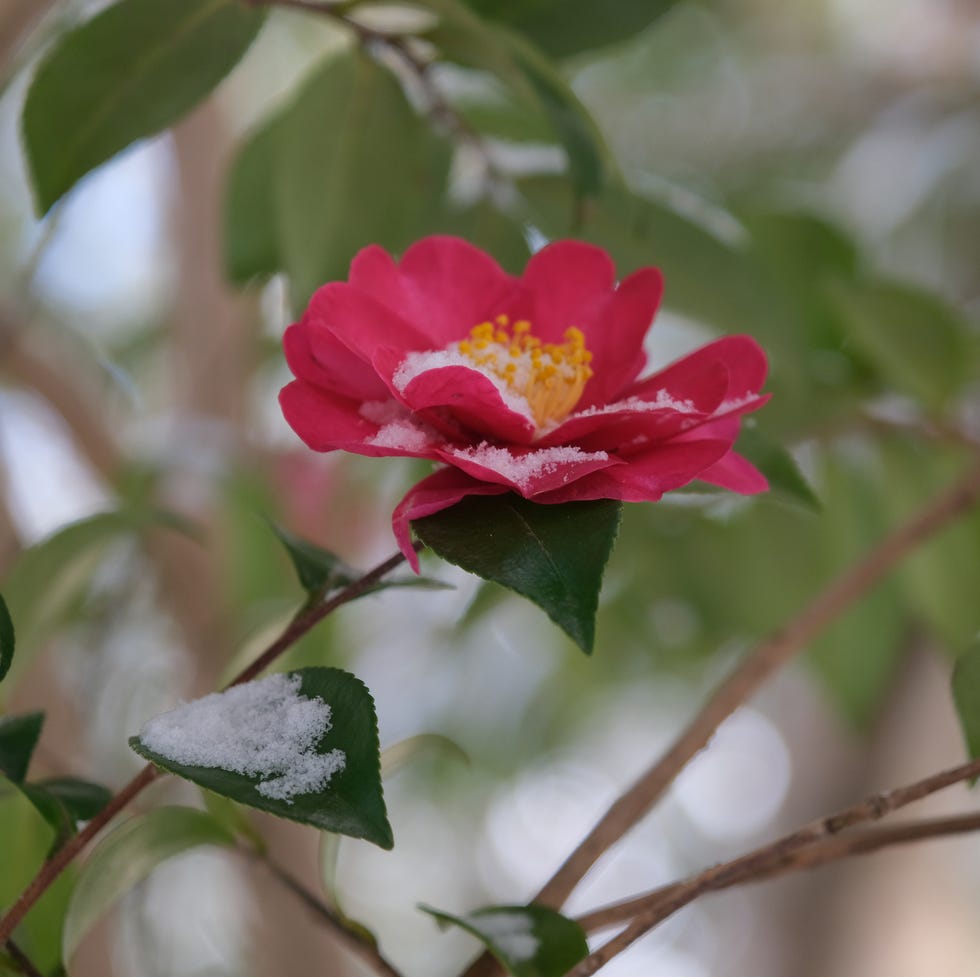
2, 0, 980, 975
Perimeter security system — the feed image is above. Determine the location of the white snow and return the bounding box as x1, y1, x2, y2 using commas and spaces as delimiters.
569, 390, 699, 420
448, 443, 608, 491
138, 673, 346, 803
469, 911, 539, 962
369, 419, 436, 452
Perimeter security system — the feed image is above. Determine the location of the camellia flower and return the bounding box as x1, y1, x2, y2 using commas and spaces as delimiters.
280, 237, 769, 571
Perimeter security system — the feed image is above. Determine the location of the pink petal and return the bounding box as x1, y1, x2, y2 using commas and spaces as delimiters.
697, 450, 769, 494
392, 467, 510, 570
538, 359, 728, 452
533, 438, 733, 504
284, 321, 388, 403
579, 266, 664, 407
436, 443, 620, 496
390, 237, 519, 346
520, 240, 616, 343
374, 348, 538, 443
279, 382, 442, 459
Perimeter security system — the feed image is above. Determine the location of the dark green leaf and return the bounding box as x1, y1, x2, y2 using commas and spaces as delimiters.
833, 280, 975, 411
276, 48, 452, 307
131, 668, 393, 848
224, 112, 283, 284
458, 0, 682, 57
62, 806, 235, 961
953, 643, 980, 764
271, 524, 358, 596
0, 593, 13, 683
17, 782, 75, 852
413, 495, 621, 652
0, 712, 44, 784
422, 904, 588, 977
33, 777, 113, 824
22, 0, 265, 213
736, 427, 820, 511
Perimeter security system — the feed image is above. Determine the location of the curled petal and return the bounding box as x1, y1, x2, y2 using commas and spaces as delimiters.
697, 450, 768, 494
393, 467, 510, 570
284, 321, 388, 402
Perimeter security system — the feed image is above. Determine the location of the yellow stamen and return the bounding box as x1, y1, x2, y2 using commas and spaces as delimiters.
455, 317, 594, 428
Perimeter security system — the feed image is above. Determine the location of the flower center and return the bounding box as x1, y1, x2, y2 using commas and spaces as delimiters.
456, 314, 594, 428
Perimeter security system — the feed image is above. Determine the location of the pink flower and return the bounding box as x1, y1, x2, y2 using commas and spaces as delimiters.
280, 237, 769, 571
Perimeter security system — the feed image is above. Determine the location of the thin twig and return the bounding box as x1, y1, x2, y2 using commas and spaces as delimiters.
576, 754, 980, 934
245, 849, 405, 977
0, 544, 420, 945
4, 939, 44, 977
569, 811, 980, 975
533, 460, 980, 910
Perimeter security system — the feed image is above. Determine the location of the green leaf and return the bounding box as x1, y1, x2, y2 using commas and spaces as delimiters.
33, 777, 113, 824
505, 34, 606, 201
381, 733, 469, 778
458, 0, 682, 57
224, 112, 284, 284
0, 712, 44, 784
736, 427, 820, 511
833, 280, 975, 412
131, 668, 393, 848
62, 806, 235, 961
271, 524, 358, 596
413, 495, 621, 653
201, 788, 266, 852
22, 0, 265, 213
422, 904, 589, 977
953, 643, 980, 764
317, 831, 380, 947
276, 48, 452, 307
0, 593, 13, 683
17, 782, 76, 852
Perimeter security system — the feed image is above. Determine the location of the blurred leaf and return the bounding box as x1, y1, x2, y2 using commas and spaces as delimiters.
422, 904, 588, 977
0, 593, 13, 683
504, 34, 606, 201
224, 112, 283, 284
736, 427, 820, 510
33, 777, 113, 824
381, 733, 469, 778
457, 0, 682, 58
317, 831, 379, 946
833, 280, 975, 412
62, 806, 235, 961
0, 712, 44, 784
131, 668, 393, 848
17, 782, 75, 852
276, 48, 452, 306
201, 788, 266, 852
0, 778, 76, 971
271, 524, 358, 596
22, 0, 265, 213
953, 642, 980, 765
427, 200, 531, 274
413, 496, 621, 652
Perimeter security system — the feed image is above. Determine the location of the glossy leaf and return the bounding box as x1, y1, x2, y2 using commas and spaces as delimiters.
0, 593, 13, 683
458, 0, 682, 57
736, 427, 820, 511
22, 0, 265, 213
62, 806, 235, 960
413, 495, 622, 652
272, 524, 358, 596
275, 48, 452, 306
0, 712, 44, 784
422, 904, 589, 977
131, 668, 393, 848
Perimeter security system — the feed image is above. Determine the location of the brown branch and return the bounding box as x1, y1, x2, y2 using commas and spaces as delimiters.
0, 543, 420, 945
533, 460, 980, 911
246, 849, 405, 977
577, 754, 980, 934
4, 939, 44, 977
569, 812, 980, 976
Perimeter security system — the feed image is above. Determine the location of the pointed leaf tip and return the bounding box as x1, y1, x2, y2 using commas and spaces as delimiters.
413, 495, 621, 653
